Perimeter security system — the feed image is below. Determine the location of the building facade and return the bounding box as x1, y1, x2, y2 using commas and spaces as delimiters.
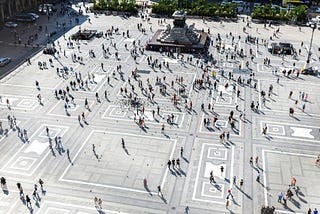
0, 0, 41, 22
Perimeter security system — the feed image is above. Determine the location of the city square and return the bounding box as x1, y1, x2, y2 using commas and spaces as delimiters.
0, 1, 320, 214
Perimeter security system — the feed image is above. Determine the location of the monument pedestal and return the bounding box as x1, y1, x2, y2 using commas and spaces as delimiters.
146, 11, 209, 53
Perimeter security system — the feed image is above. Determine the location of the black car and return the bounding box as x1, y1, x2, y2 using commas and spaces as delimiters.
302, 67, 318, 76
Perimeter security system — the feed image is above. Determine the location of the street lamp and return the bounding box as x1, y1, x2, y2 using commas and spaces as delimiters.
304, 23, 317, 69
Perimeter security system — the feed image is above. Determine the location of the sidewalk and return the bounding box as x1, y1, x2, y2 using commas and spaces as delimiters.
0, 2, 88, 79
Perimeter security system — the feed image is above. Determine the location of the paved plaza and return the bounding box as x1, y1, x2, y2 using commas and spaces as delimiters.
0, 2, 320, 214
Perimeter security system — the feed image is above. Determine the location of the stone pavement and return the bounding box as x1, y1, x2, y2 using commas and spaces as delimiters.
0, 2, 320, 214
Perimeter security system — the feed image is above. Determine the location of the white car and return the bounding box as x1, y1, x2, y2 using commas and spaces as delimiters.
5, 22, 17, 28
254, 3, 261, 8
28, 13, 39, 19
0, 57, 11, 67
306, 21, 317, 27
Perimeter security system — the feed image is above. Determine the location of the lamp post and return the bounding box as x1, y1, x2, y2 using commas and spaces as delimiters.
305, 23, 317, 69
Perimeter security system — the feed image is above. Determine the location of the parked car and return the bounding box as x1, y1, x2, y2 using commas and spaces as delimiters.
28, 13, 39, 19
38, 4, 56, 14
302, 67, 319, 76
5, 22, 17, 28
0, 57, 11, 67
15, 13, 36, 22
253, 3, 261, 8
306, 21, 317, 27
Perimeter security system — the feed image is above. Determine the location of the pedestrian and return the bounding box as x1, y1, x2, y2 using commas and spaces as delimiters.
180, 147, 184, 157
255, 156, 259, 167
240, 179, 243, 189
233, 176, 236, 185
176, 158, 180, 168
210, 174, 215, 183
278, 192, 283, 203
94, 196, 98, 208
227, 188, 234, 199
249, 157, 253, 165
185, 206, 190, 214
17, 182, 24, 199
256, 172, 261, 182
220, 165, 224, 176
104, 90, 108, 100
172, 159, 175, 168
289, 107, 294, 116
32, 188, 38, 201
46, 126, 49, 136
35, 80, 40, 90
167, 160, 171, 169
121, 138, 125, 148
226, 199, 230, 209
262, 125, 267, 135
283, 195, 287, 206
313, 208, 318, 214
98, 198, 102, 209
289, 91, 293, 99
157, 185, 163, 197
26, 194, 31, 208
308, 208, 312, 214
0, 177, 6, 187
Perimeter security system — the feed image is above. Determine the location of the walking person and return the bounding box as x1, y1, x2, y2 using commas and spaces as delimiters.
233, 176, 236, 185
278, 192, 283, 203
289, 91, 293, 99
226, 199, 230, 209
220, 165, 224, 177
94, 197, 98, 208
39, 179, 44, 193
98, 198, 102, 209
227, 188, 234, 199
240, 179, 244, 189
157, 185, 163, 198
256, 171, 261, 183
167, 160, 171, 169
17, 183, 24, 200
283, 195, 288, 206
26, 194, 32, 208
249, 157, 253, 166
32, 184, 40, 201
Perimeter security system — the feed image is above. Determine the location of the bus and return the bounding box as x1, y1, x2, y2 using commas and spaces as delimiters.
15, 13, 36, 22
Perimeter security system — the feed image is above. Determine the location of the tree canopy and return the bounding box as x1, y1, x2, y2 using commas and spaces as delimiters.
93, 0, 138, 14
151, 1, 238, 18
251, 4, 308, 22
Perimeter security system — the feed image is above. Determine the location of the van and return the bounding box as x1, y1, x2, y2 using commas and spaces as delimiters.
15, 13, 36, 22
232, 0, 244, 6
